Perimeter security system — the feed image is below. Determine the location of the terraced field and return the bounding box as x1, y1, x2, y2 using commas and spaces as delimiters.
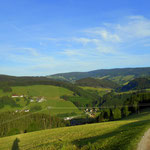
0, 109, 150, 150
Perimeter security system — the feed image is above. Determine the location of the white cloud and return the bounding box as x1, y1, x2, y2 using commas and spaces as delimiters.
71, 37, 100, 45
96, 44, 117, 54
61, 49, 84, 56
1, 15, 150, 76
84, 15, 150, 43
116, 16, 150, 39
21, 47, 39, 56
99, 30, 121, 42
84, 28, 121, 43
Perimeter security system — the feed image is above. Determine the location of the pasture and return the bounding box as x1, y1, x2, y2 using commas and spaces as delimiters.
0, 85, 82, 116
0, 109, 150, 150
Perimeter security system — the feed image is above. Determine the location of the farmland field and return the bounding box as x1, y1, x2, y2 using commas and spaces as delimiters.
0, 85, 82, 116
0, 109, 150, 150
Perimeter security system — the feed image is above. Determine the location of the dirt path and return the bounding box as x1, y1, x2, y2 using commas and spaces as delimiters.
137, 129, 150, 150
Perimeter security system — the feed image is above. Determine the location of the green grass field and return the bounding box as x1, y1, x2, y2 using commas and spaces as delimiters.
80, 86, 111, 96
0, 109, 150, 150
111, 75, 135, 85
0, 85, 82, 116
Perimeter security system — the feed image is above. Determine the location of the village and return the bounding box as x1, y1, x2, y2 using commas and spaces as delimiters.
11, 94, 98, 120
64, 108, 98, 121
84, 108, 98, 118
11, 94, 46, 113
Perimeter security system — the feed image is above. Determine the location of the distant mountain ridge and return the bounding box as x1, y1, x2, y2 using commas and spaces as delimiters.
48, 67, 150, 84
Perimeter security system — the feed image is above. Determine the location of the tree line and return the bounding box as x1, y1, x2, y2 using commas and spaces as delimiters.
96, 90, 150, 122
0, 96, 19, 109
0, 112, 70, 137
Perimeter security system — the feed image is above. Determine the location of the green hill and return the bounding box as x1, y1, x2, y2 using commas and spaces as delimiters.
0, 85, 82, 116
117, 78, 150, 92
76, 77, 118, 89
48, 67, 150, 84
80, 86, 111, 96
0, 109, 150, 150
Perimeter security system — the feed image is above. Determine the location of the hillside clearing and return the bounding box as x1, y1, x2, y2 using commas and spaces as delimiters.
80, 86, 111, 96
0, 85, 82, 116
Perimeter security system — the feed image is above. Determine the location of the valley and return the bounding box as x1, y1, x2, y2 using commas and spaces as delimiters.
1, 68, 150, 149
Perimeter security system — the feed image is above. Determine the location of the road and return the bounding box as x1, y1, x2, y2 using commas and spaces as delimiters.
137, 129, 150, 150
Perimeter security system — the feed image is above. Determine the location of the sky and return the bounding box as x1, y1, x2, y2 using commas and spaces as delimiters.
0, 0, 150, 76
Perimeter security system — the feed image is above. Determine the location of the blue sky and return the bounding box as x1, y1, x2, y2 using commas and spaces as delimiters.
0, 0, 150, 76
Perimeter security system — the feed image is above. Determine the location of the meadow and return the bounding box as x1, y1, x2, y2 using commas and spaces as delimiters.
0, 109, 150, 150
80, 86, 111, 96
0, 85, 82, 116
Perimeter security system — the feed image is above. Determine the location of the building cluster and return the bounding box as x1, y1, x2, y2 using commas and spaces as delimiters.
15, 109, 30, 113
30, 96, 45, 103
84, 108, 98, 117
12, 94, 46, 103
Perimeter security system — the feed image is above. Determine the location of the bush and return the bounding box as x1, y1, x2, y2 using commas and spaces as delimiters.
122, 105, 130, 117
112, 108, 122, 120
2, 86, 12, 93
30, 105, 42, 112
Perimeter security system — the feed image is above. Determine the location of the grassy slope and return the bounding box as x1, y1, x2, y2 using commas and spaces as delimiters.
110, 75, 135, 85
80, 86, 111, 96
0, 85, 82, 116
0, 109, 150, 150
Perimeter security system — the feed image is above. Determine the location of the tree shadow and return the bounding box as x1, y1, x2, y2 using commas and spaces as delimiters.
72, 119, 150, 150
11, 138, 20, 150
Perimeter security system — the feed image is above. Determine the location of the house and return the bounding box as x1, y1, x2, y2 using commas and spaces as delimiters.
84, 108, 89, 112
12, 95, 20, 98
64, 116, 74, 121
89, 113, 95, 118
37, 97, 45, 103
30, 99, 34, 102
24, 109, 30, 112
12, 95, 24, 98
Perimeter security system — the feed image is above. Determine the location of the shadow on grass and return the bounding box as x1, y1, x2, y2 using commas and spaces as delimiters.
123, 111, 150, 121
11, 138, 20, 150
72, 119, 150, 150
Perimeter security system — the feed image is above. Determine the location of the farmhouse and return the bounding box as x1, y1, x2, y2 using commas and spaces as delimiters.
12, 95, 24, 98
36, 97, 45, 103
30, 99, 34, 102
64, 116, 74, 121
24, 109, 30, 112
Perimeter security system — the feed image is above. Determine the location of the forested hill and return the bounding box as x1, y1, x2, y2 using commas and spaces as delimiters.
0, 75, 68, 86
75, 77, 118, 89
48, 67, 150, 84
117, 78, 150, 92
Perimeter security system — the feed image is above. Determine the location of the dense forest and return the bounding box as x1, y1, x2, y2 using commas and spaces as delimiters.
117, 78, 150, 92
96, 90, 150, 122
0, 96, 19, 109
75, 77, 118, 88
0, 112, 69, 137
